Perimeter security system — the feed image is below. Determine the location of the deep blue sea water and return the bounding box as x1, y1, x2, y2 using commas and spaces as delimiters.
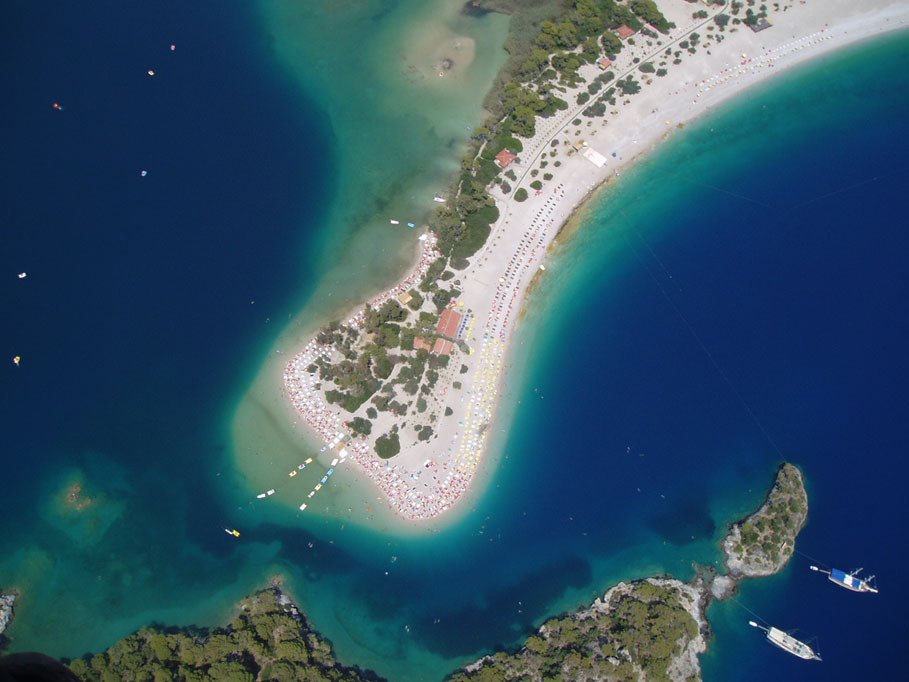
2, 2, 908, 681
1, 0, 335, 649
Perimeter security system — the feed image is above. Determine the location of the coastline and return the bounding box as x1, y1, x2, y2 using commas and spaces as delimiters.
254, 0, 908, 530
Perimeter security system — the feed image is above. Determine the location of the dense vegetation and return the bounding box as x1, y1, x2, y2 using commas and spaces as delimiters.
65, 588, 380, 682
449, 580, 699, 682
435, 0, 673, 269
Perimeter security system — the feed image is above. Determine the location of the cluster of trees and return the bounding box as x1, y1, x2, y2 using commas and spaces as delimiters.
450, 580, 698, 682
629, 0, 672, 33
65, 588, 380, 682
729, 464, 807, 567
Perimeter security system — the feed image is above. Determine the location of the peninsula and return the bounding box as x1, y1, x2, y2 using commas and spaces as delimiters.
276, 0, 907, 524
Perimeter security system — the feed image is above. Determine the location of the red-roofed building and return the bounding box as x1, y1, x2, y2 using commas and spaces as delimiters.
597, 57, 613, 70
617, 24, 636, 40
433, 338, 453, 356
413, 336, 433, 352
436, 309, 463, 338
494, 149, 518, 168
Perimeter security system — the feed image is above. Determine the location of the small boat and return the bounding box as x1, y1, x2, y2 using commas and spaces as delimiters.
749, 621, 821, 661
308, 491, 315, 498
433, 195, 446, 203
326, 468, 334, 476
224, 528, 241, 537
320, 475, 328, 484
810, 565, 878, 594
298, 463, 305, 470
17, 272, 26, 279
305, 457, 313, 464
390, 219, 400, 225
314, 483, 322, 491
407, 222, 416, 229
299, 503, 307, 511
266, 489, 275, 496
331, 458, 339, 467
256, 493, 267, 499
288, 470, 297, 477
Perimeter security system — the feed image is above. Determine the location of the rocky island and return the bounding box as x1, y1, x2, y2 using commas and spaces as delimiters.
450, 578, 706, 682
722, 463, 808, 579
452, 463, 808, 681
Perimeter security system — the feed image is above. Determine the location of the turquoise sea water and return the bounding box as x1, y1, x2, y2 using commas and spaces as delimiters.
2, 3, 908, 681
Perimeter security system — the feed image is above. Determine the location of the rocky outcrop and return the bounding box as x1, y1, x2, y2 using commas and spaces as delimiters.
0, 591, 17, 648
723, 463, 808, 578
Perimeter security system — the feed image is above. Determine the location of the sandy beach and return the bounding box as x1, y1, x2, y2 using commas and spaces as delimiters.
277, 0, 908, 530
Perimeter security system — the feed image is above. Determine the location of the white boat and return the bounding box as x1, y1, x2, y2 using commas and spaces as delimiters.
308, 491, 315, 498
433, 195, 446, 203
810, 565, 878, 594
390, 219, 400, 225
749, 621, 821, 661
331, 458, 339, 467
266, 489, 275, 496
256, 493, 267, 499
299, 503, 307, 511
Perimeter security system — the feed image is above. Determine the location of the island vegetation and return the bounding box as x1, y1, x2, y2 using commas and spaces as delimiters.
64, 587, 380, 682
449, 579, 704, 682
723, 462, 808, 578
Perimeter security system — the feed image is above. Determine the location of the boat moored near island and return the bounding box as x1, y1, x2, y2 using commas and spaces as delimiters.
810, 565, 878, 593
749, 621, 821, 661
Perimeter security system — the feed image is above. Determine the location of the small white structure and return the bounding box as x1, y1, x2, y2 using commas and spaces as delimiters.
582, 147, 608, 168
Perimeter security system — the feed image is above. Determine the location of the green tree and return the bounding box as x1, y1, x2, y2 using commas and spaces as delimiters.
375, 432, 401, 459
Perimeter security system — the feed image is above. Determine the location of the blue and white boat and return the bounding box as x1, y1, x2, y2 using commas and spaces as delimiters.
810, 565, 878, 594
